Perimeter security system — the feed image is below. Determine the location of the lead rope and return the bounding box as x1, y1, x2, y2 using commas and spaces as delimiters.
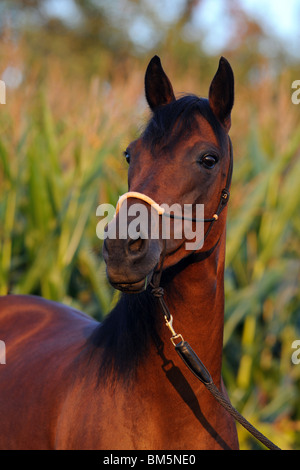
148, 137, 280, 450
150, 284, 281, 451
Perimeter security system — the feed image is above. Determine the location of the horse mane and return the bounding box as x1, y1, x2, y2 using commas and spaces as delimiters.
142, 95, 227, 153
88, 290, 160, 385
88, 94, 227, 384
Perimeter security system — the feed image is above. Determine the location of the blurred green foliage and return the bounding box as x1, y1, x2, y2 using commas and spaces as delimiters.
0, 0, 299, 450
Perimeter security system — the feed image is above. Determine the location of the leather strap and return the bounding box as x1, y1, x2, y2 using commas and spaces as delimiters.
174, 340, 281, 450
175, 341, 212, 385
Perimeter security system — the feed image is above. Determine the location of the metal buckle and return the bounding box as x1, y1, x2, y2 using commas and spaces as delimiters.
164, 315, 184, 346
221, 189, 230, 202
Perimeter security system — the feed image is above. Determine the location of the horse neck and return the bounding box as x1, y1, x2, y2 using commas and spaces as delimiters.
162, 230, 226, 385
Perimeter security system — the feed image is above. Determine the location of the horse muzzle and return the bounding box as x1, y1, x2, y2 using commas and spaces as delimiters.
102, 207, 163, 293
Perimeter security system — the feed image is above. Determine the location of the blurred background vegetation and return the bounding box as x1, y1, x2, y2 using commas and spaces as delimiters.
0, 0, 299, 450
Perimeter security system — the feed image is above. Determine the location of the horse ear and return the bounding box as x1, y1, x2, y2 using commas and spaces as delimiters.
145, 56, 176, 111
209, 57, 234, 132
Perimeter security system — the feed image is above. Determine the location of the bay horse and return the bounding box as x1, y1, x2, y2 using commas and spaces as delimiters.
0, 56, 239, 450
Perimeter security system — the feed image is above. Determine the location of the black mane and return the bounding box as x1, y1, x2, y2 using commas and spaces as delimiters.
142, 95, 227, 153
88, 289, 161, 384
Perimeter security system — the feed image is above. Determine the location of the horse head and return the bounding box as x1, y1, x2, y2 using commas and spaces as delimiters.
103, 55, 234, 293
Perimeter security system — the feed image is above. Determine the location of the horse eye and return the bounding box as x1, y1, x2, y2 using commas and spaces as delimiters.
200, 154, 218, 169
124, 151, 131, 164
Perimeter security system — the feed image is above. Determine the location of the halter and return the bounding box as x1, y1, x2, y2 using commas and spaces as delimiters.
115, 137, 233, 248
114, 136, 280, 450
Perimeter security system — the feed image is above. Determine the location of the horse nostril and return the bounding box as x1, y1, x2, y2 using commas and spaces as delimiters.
128, 236, 147, 254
